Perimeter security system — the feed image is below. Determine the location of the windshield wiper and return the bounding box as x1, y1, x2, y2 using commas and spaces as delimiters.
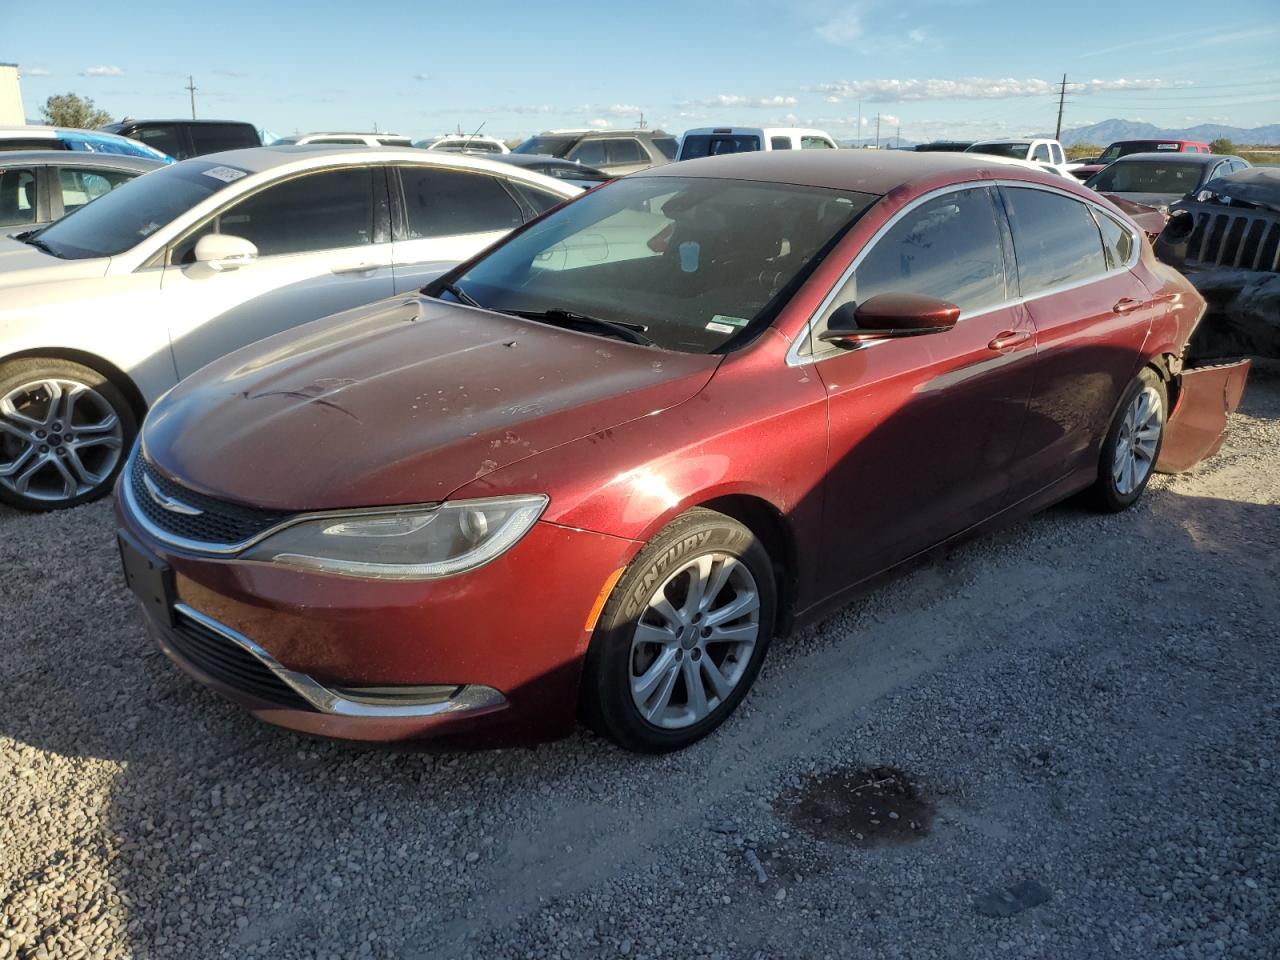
432, 281, 483, 309
509, 309, 653, 346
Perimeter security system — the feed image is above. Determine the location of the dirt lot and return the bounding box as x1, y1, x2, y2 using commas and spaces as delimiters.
2, 374, 1278, 960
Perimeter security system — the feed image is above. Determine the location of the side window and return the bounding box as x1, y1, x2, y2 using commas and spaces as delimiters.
651, 137, 678, 160
801, 136, 834, 150
770, 136, 793, 150
189, 124, 260, 155
569, 140, 608, 167
132, 125, 185, 158
607, 139, 647, 165
1093, 210, 1134, 270
0, 167, 37, 226
310, 137, 364, 145
186, 167, 375, 260
827, 187, 1008, 325
57, 167, 135, 214
1032, 143, 1051, 163
1003, 187, 1108, 294
1051, 143, 1064, 165
399, 167, 523, 238
510, 182, 566, 216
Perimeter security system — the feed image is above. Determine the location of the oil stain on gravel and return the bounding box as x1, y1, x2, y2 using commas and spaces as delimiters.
775, 764, 933, 847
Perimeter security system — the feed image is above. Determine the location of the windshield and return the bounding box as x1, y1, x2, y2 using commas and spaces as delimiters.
32, 160, 241, 259
679, 134, 761, 160
445, 176, 876, 354
1099, 141, 1184, 164
966, 142, 1031, 160
514, 136, 579, 157
1088, 160, 1206, 196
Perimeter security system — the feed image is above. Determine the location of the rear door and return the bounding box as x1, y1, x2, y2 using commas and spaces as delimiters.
808, 185, 1034, 593
163, 165, 394, 378
390, 165, 527, 292
999, 185, 1158, 499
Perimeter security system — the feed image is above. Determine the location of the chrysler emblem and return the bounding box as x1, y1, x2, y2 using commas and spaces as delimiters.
142, 473, 204, 516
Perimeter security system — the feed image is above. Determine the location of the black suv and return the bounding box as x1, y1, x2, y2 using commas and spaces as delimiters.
512, 129, 676, 176
99, 119, 261, 161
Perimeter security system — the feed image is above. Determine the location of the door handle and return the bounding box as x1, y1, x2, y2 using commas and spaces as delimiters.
331, 262, 379, 276
1112, 297, 1145, 314
988, 329, 1032, 352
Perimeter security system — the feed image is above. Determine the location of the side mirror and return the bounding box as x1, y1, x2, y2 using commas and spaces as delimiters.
193, 234, 258, 272
818, 293, 961, 345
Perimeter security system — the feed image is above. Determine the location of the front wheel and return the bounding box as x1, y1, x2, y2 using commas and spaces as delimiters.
1090, 368, 1167, 512
581, 508, 776, 753
0, 358, 136, 511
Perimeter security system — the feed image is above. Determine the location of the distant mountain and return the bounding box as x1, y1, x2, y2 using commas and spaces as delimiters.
1042, 119, 1280, 147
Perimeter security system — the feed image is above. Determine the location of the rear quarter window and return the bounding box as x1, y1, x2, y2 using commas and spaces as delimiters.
1003, 187, 1109, 294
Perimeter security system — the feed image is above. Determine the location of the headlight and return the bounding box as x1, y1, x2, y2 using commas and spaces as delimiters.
241, 495, 548, 580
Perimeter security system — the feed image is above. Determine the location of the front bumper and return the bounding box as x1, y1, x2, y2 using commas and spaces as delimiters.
117, 495, 639, 744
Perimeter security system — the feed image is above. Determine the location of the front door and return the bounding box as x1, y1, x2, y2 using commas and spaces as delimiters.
390, 165, 527, 293
163, 165, 394, 379
809, 186, 1036, 594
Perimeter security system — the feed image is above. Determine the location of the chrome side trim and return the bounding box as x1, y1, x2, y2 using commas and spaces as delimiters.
173, 603, 507, 719
787, 178, 1143, 367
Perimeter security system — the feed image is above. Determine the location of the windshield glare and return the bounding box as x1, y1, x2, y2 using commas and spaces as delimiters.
966, 142, 1030, 160
449, 176, 876, 354
32, 161, 237, 260
513, 136, 578, 157
1089, 160, 1205, 196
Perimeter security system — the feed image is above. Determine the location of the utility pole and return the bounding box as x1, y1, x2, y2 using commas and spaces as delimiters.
638, 111, 646, 129
185, 75, 197, 120
1055, 73, 1067, 141
875, 112, 881, 148
856, 101, 862, 148
895, 124, 900, 148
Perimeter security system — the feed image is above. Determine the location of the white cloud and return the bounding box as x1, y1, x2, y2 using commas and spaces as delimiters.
691, 94, 799, 109
83, 65, 124, 77
413, 73, 430, 81
814, 77, 1180, 102
22, 66, 50, 77
815, 4, 866, 46
587, 118, 612, 129
907, 28, 927, 43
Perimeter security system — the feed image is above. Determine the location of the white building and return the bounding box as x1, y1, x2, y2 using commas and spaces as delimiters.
0, 63, 24, 125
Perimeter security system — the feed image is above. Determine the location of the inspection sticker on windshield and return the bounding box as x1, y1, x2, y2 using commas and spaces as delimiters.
202, 165, 247, 183
711, 314, 748, 328
706, 322, 737, 334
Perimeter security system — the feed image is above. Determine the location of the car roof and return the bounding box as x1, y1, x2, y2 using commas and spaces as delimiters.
1106, 151, 1234, 165
682, 127, 832, 137
639, 149, 1073, 196
969, 138, 1041, 146
0, 150, 164, 171
171, 145, 583, 192
106, 119, 255, 127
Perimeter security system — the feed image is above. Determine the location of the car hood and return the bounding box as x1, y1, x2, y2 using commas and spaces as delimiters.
1100, 191, 1178, 211
142, 297, 720, 511
0, 236, 110, 287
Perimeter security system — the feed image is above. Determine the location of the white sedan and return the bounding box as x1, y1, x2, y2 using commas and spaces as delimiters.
0, 146, 581, 510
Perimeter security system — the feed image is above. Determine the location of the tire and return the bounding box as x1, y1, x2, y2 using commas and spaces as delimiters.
581, 508, 776, 753
1090, 368, 1167, 513
0, 358, 137, 512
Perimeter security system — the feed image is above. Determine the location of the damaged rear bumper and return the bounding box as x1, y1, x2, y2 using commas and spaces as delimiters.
1156, 358, 1251, 473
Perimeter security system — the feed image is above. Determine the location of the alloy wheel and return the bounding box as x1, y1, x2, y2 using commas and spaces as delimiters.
0, 378, 125, 503
1112, 384, 1162, 496
629, 552, 761, 729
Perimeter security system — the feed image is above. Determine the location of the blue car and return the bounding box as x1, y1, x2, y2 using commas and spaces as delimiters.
0, 125, 175, 163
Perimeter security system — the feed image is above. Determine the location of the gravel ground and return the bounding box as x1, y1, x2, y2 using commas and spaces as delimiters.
2, 373, 1277, 960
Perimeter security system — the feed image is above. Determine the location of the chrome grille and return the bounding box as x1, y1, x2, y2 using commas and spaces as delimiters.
128, 454, 292, 548
1185, 210, 1280, 272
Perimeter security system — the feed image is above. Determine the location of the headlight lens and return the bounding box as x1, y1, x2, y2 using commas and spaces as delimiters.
241, 495, 548, 579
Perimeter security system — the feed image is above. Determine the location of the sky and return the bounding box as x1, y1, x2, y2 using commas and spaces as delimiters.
7, 0, 1280, 144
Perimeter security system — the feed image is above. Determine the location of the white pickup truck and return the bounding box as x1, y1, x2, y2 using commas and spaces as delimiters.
964, 138, 1073, 178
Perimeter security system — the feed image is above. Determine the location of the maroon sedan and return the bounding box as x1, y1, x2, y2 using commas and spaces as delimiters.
115, 152, 1248, 752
